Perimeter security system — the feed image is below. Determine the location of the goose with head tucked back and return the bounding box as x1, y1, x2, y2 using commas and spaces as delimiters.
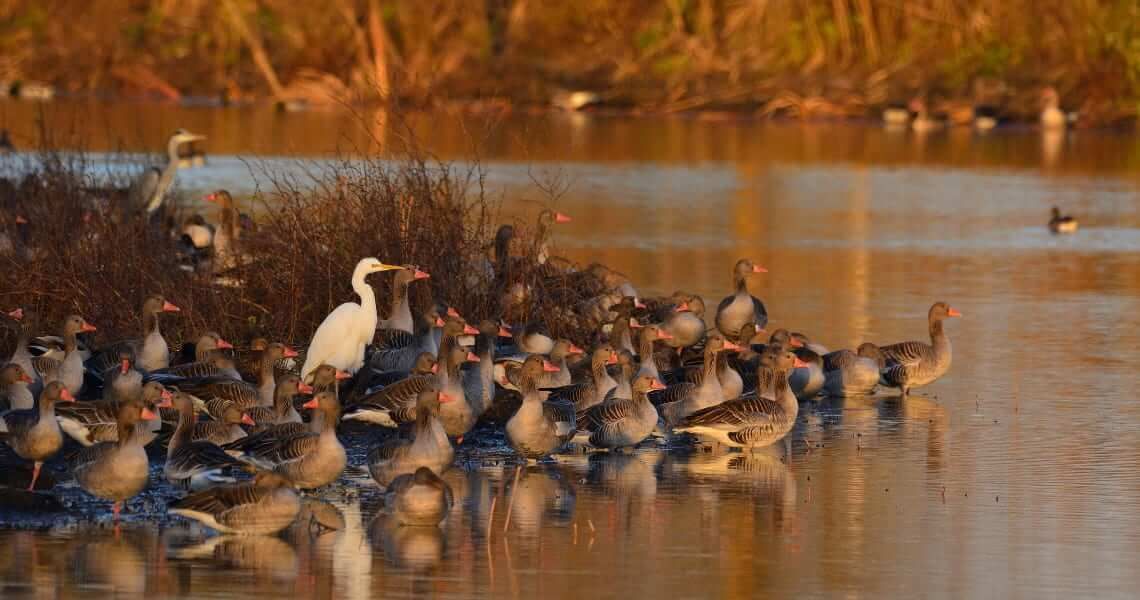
822, 343, 884, 397
715, 259, 768, 341
169, 471, 300, 535
383, 467, 455, 527
0, 381, 74, 489
368, 388, 455, 486
301, 258, 404, 380
788, 346, 824, 400
878, 302, 961, 395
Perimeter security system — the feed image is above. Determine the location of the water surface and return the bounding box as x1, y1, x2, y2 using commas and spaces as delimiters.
1, 101, 1138, 598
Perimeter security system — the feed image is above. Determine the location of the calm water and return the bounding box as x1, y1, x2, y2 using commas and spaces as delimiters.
2, 101, 1140, 598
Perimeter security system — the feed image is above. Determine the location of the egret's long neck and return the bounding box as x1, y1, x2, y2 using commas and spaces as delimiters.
354, 270, 377, 321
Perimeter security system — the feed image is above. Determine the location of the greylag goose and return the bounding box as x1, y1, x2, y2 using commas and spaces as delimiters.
4, 308, 36, 377
170, 331, 233, 367
544, 344, 618, 415
73, 399, 157, 522
715, 259, 768, 340
152, 347, 240, 380
382, 467, 455, 527
367, 388, 455, 486
660, 293, 707, 353
0, 381, 74, 489
878, 302, 961, 395
158, 367, 260, 409
506, 355, 576, 459
245, 374, 307, 430
88, 295, 180, 374
193, 399, 254, 445
909, 98, 945, 133
462, 320, 511, 418
657, 334, 742, 428
56, 381, 171, 446
1049, 206, 1078, 234
1, 362, 34, 411
166, 392, 249, 491
204, 190, 242, 272
635, 324, 672, 385
369, 305, 454, 373
33, 314, 96, 397
301, 258, 404, 380
578, 374, 663, 450
507, 322, 555, 356
377, 266, 430, 334
101, 356, 144, 404
674, 347, 804, 449
253, 343, 299, 406
169, 471, 300, 535
790, 332, 830, 357
604, 349, 637, 403
822, 343, 884, 397
236, 391, 346, 489
788, 347, 824, 400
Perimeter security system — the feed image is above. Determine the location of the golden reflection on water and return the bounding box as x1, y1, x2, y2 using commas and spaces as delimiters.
0, 102, 1139, 598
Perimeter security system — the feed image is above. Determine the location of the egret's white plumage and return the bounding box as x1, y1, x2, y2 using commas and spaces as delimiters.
301, 258, 403, 380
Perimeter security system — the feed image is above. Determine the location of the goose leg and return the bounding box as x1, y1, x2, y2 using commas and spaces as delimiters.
27, 462, 41, 491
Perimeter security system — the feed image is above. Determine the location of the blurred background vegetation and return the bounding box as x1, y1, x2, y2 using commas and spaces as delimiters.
1, 0, 1138, 121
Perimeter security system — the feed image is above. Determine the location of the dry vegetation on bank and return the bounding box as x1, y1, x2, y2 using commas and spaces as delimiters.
0, 143, 610, 356
1, 1, 1138, 122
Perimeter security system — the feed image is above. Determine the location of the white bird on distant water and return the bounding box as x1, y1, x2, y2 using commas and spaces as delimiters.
130, 129, 207, 216
301, 258, 404, 380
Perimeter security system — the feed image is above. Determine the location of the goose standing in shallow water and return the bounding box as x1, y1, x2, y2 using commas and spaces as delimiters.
578, 374, 664, 450
0, 381, 74, 489
383, 467, 454, 527
368, 388, 454, 486
878, 302, 961, 395
675, 348, 804, 450
301, 258, 404, 380
236, 391, 346, 489
169, 471, 300, 535
1049, 206, 1078, 234
73, 400, 157, 522
657, 334, 742, 428
715, 259, 768, 340
506, 355, 576, 459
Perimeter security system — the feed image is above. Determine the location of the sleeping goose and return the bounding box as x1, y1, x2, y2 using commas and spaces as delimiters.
168, 471, 300, 535
382, 467, 454, 527
822, 343, 884, 397
878, 302, 961, 395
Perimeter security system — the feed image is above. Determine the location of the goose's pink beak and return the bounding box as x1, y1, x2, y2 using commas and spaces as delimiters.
80, 321, 97, 333
335, 369, 351, 380
793, 357, 809, 369
439, 392, 455, 403
629, 318, 643, 329
205, 192, 218, 203
447, 307, 461, 318
606, 351, 618, 365
431, 363, 439, 374
948, 308, 962, 317
158, 389, 173, 408
282, 346, 299, 358
657, 329, 673, 340
7, 308, 23, 320
722, 341, 744, 352
241, 413, 256, 426
463, 324, 479, 335
752, 264, 768, 273
568, 343, 585, 355
673, 302, 690, 313
140, 407, 158, 420
554, 212, 572, 224
19, 372, 33, 384
302, 398, 320, 410
497, 325, 512, 337
650, 380, 667, 391
15, 215, 28, 225
434, 316, 446, 327
217, 338, 234, 350
162, 301, 181, 312
60, 388, 75, 402
542, 360, 561, 373
466, 351, 481, 363
635, 299, 646, 309
297, 382, 314, 394
413, 269, 431, 280
120, 359, 130, 375
789, 337, 804, 348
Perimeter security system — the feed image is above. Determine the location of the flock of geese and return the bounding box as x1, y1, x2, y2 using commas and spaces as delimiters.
0, 221, 962, 536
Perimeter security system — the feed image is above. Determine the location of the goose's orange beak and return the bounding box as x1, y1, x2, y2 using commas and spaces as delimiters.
463, 324, 479, 335
297, 381, 314, 394
650, 380, 667, 391
335, 369, 351, 380
447, 306, 460, 318
282, 346, 299, 358
15, 215, 28, 225
629, 318, 643, 329
789, 337, 804, 348
542, 360, 561, 373
606, 351, 618, 365
434, 316, 446, 327
554, 212, 572, 224
217, 338, 234, 350
140, 407, 158, 420
205, 192, 218, 203
497, 325, 513, 337
673, 302, 690, 313
439, 392, 455, 403
657, 329, 673, 340
948, 307, 962, 317
120, 359, 130, 375
568, 343, 585, 355
80, 321, 97, 333
466, 351, 481, 363
7, 308, 23, 320
19, 372, 33, 384
60, 388, 75, 402
722, 341, 744, 352
793, 357, 809, 369
752, 264, 768, 273
158, 389, 173, 408
413, 269, 431, 280
430, 363, 439, 374
241, 413, 256, 426
635, 299, 646, 309
302, 398, 320, 409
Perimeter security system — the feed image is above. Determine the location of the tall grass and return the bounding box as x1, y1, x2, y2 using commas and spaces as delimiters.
0, 1, 1137, 120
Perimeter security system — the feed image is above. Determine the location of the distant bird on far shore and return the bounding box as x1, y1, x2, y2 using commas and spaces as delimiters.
1049, 206, 1078, 234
